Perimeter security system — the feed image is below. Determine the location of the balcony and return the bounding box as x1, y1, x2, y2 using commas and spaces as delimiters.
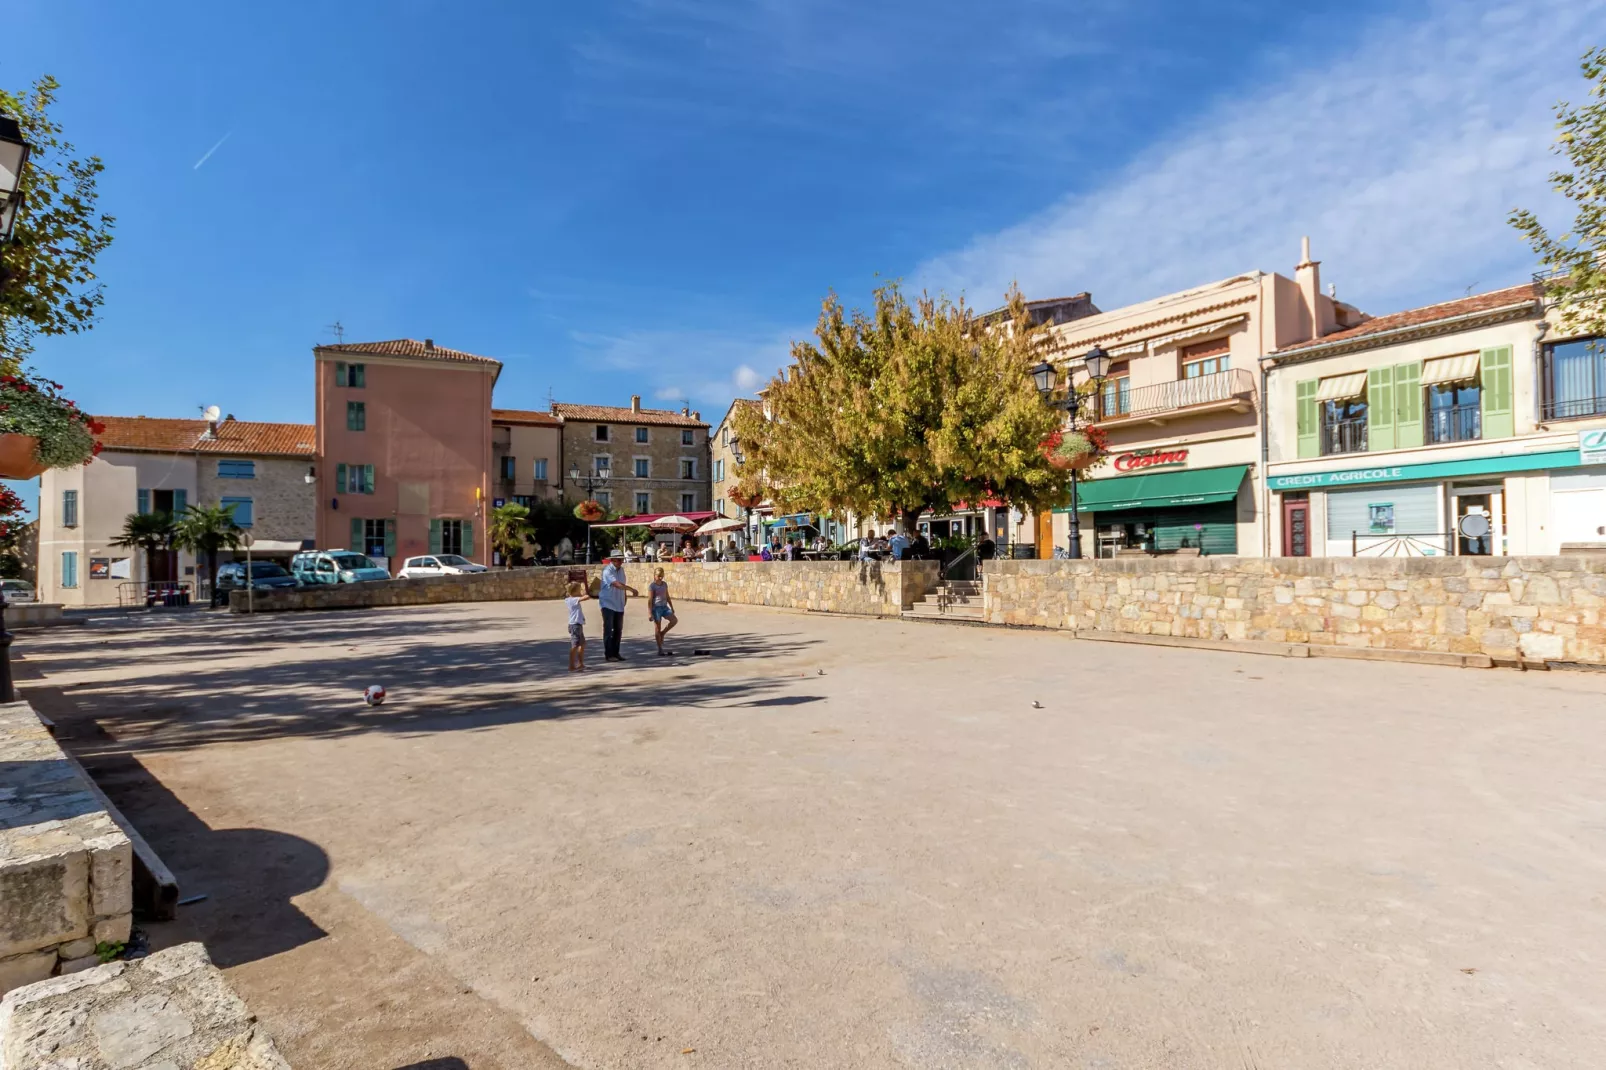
1322, 415, 1368, 455
1428, 404, 1481, 444
1095, 368, 1256, 426
1542, 394, 1606, 421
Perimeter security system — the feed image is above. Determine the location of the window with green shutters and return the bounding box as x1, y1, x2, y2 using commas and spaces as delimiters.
1393, 362, 1423, 448
335, 362, 366, 388
1479, 345, 1514, 438
137, 489, 150, 515
347, 401, 366, 431
1367, 367, 1396, 452
173, 488, 187, 513
1295, 379, 1319, 458
431, 518, 470, 557
335, 463, 374, 494
429, 518, 443, 555
350, 517, 363, 552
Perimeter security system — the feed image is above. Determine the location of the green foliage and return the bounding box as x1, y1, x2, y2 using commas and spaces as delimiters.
95, 940, 125, 963
0, 372, 102, 466
489, 502, 532, 566
171, 504, 243, 558
112, 511, 175, 581
0, 76, 116, 367
1511, 48, 1606, 337
732, 282, 1070, 528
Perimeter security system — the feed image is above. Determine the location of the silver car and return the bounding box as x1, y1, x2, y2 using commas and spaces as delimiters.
1, 579, 37, 603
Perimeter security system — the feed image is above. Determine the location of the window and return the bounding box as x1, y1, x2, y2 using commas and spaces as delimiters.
61, 489, 78, 528
680, 492, 696, 512
347, 401, 366, 431
499, 455, 516, 480
716, 498, 725, 516
594, 455, 611, 476
636, 492, 651, 513
635, 426, 649, 443
220, 496, 254, 527
1427, 382, 1482, 444
595, 424, 610, 442
336, 463, 375, 494
682, 429, 695, 445
714, 459, 724, 482
1321, 399, 1369, 455
1180, 339, 1230, 378
363, 518, 389, 557
61, 551, 78, 589
533, 458, 548, 482
634, 458, 650, 478
217, 460, 255, 479
680, 459, 696, 479
1100, 376, 1131, 418
512, 495, 533, 507
335, 362, 366, 388
596, 491, 611, 510
1543, 337, 1606, 420
721, 426, 729, 446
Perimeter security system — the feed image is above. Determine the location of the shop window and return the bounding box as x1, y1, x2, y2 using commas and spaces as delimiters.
1322, 399, 1369, 455
1427, 382, 1482, 443
1325, 484, 1441, 546
1543, 336, 1606, 420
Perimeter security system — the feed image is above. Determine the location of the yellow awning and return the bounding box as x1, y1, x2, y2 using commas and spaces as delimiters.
1421, 352, 1481, 386
1314, 372, 1368, 402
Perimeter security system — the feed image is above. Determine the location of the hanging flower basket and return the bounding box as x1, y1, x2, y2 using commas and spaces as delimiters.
1040, 426, 1108, 471
0, 374, 103, 477
728, 487, 764, 509
573, 499, 606, 523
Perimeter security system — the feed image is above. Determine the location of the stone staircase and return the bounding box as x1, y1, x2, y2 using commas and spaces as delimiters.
903, 578, 986, 623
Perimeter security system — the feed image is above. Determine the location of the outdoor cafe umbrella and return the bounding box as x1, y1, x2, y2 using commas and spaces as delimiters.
649, 514, 701, 532
694, 516, 745, 535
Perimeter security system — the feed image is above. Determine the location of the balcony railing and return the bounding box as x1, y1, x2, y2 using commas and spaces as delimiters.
1096, 368, 1256, 422
1322, 416, 1368, 455
1542, 394, 1606, 421
1428, 404, 1481, 444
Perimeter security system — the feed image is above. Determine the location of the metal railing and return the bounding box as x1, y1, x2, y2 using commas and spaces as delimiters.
117, 580, 196, 608
1352, 531, 1451, 557
1322, 416, 1368, 455
1541, 394, 1606, 421
1096, 368, 1256, 421
1428, 404, 1482, 443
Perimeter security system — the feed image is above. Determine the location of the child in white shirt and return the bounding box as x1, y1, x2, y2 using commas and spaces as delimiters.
565, 581, 590, 672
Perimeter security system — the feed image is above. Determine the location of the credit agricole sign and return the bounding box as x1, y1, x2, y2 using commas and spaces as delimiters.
1113, 447, 1188, 472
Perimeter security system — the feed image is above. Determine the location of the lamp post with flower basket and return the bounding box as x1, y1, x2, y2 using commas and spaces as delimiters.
568, 463, 611, 563
1031, 345, 1111, 560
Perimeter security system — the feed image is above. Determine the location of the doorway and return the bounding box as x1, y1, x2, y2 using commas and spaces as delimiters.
1036, 509, 1054, 559
1282, 494, 1310, 557
1449, 484, 1503, 556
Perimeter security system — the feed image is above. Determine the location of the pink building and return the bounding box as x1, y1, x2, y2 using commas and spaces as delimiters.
313, 338, 499, 568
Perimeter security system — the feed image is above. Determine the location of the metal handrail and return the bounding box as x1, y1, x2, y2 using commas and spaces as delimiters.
1097, 368, 1256, 421
943, 545, 977, 581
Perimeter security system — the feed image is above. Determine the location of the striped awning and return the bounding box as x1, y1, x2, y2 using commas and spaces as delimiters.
1314, 372, 1368, 402
1421, 352, 1481, 386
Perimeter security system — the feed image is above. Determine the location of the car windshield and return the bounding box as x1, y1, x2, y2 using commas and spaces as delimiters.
331, 554, 372, 570
249, 563, 289, 577
437, 555, 472, 566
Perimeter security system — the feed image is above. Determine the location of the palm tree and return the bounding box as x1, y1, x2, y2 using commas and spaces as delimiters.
170, 504, 243, 606
111, 511, 176, 586
488, 502, 532, 568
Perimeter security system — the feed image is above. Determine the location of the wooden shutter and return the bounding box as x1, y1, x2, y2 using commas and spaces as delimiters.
1367, 367, 1395, 452
429, 519, 443, 555
1480, 345, 1515, 439
335, 362, 347, 387
384, 519, 396, 559
363, 464, 375, 494
335, 463, 347, 494
137, 489, 150, 515
350, 517, 363, 551
1295, 379, 1319, 458
1393, 361, 1423, 448
462, 520, 474, 559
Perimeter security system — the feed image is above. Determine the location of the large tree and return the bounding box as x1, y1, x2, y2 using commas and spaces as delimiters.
1511, 48, 1606, 336
731, 283, 1070, 530
0, 76, 116, 368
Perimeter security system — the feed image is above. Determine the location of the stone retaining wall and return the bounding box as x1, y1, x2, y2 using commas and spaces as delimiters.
981, 556, 1606, 664
231, 565, 606, 613
0, 702, 133, 994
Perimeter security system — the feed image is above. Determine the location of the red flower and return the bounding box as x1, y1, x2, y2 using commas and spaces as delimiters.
87, 420, 105, 435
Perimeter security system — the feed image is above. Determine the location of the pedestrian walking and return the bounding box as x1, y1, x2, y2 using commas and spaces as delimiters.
647, 567, 678, 655
599, 552, 639, 662
564, 580, 590, 672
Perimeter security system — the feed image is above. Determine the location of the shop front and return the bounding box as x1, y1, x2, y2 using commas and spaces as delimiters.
1059, 460, 1252, 557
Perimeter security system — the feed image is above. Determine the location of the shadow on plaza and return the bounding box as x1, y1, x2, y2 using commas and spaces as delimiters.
35, 609, 823, 753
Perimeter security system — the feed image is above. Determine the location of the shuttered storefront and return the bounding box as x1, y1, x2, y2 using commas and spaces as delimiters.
1094, 502, 1238, 555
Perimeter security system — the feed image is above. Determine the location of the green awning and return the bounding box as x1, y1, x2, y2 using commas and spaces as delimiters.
1055, 464, 1249, 513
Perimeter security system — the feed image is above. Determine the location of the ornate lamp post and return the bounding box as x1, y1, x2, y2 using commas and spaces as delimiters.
1031, 345, 1111, 560
0, 113, 32, 702
567, 462, 611, 564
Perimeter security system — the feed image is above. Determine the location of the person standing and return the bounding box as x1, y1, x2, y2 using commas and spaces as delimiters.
647, 567, 678, 655
599, 552, 638, 662
565, 580, 591, 672
889, 528, 910, 560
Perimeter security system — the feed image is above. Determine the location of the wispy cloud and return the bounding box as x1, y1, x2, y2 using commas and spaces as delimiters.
192, 131, 232, 171
568, 325, 797, 410
915, 0, 1605, 315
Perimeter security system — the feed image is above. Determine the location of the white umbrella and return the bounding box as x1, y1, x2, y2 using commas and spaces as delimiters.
694, 516, 745, 535
650, 514, 700, 532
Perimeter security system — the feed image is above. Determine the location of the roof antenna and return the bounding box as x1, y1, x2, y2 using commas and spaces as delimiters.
326, 320, 345, 343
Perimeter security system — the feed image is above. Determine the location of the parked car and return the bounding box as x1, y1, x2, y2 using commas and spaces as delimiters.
215, 561, 300, 594
396, 553, 488, 579
290, 550, 392, 585
1, 578, 37, 603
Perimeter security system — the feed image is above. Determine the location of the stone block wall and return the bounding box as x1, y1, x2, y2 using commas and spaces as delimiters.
0, 702, 133, 995
982, 556, 1606, 664
233, 565, 607, 613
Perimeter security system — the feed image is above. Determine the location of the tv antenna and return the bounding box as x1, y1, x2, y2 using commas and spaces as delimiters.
326, 320, 345, 343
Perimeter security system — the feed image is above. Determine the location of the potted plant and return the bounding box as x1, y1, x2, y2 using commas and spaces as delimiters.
0, 373, 103, 477
573, 499, 606, 523
1040, 426, 1108, 471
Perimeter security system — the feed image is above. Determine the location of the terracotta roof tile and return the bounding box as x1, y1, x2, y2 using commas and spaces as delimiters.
317, 338, 502, 366
95, 416, 316, 457
491, 407, 562, 426
1276, 282, 1542, 354
551, 402, 708, 428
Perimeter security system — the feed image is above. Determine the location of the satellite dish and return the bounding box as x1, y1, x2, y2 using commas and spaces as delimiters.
202, 405, 222, 423
1457, 512, 1491, 539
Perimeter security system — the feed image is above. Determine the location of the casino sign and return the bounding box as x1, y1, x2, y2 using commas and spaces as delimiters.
1113, 447, 1189, 473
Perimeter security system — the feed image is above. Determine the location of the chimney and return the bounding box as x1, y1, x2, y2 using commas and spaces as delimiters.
631, 395, 641, 413
692, 410, 700, 421
424, 338, 435, 350
1293, 236, 1334, 341
682, 405, 690, 417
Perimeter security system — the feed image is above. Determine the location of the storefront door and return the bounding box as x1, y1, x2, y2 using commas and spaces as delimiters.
1036, 509, 1054, 558
1451, 486, 1503, 556
1282, 495, 1309, 557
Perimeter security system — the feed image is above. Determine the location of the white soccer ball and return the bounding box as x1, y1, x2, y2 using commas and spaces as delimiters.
363, 684, 386, 707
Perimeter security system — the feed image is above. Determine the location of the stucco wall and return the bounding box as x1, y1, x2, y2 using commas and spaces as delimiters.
981, 556, 1606, 664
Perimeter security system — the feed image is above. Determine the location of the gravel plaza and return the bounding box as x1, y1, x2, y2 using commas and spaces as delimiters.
19, 597, 1606, 1069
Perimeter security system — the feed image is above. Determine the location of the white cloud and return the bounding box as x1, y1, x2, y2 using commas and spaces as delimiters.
568, 326, 798, 411
915, 0, 1605, 316
654, 385, 685, 401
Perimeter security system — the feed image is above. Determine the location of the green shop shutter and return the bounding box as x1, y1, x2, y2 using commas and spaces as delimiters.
364, 464, 375, 494
462, 520, 474, 559
1295, 379, 1319, 458
384, 518, 396, 559
1393, 361, 1423, 448
1480, 345, 1514, 439
137, 489, 150, 515
351, 517, 363, 551
429, 519, 442, 555
335, 463, 347, 494
173, 488, 187, 513
1367, 367, 1395, 452
1097, 504, 1238, 555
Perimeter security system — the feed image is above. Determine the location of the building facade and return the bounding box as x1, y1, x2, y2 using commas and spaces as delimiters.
314, 339, 498, 568
551, 397, 710, 517
709, 398, 756, 520
38, 415, 315, 606
490, 409, 564, 507
1040, 240, 1368, 558
1263, 281, 1606, 558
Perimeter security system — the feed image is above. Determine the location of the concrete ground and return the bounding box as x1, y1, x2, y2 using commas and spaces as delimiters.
18, 599, 1606, 1069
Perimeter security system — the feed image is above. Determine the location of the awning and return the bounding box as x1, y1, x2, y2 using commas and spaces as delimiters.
589, 510, 717, 529
241, 539, 310, 553
1315, 372, 1369, 402
1056, 464, 1250, 513
1421, 352, 1481, 386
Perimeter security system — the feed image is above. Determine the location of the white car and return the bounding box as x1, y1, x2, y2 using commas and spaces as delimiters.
396, 554, 488, 579
1, 579, 36, 603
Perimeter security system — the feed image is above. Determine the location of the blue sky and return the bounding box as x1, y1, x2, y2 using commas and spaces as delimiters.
7, 0, 1603, 442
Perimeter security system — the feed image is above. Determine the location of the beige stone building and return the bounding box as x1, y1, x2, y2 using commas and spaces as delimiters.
491, 408, 564, 506
710, 398, 758, 517
37, 416, 315, 606
551, 397, 711, 517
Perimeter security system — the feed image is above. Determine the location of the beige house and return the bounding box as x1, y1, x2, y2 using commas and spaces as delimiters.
38, 416, 315, 606
490, 408, 564, 506
551, 397, 711, 517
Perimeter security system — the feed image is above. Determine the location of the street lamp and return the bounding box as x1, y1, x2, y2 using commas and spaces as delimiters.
567, 463, 612, 563
1033, 346, 1111, 560
0, 114, 30, 703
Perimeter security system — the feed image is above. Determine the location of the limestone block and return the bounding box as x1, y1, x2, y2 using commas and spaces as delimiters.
93, 915, 131, 947
0, 952, 55, 994
58, 938, 96, 960
87, 836, 133, 918
0, 853, 90, 958
59, 954, 99, 974
1480, 628, 1519, 654
1518, 632, 1565, 660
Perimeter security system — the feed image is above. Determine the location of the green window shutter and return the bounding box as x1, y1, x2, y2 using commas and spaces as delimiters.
1393, 361, 1423, 448
429, 519, 442, 555
137, 489, 150, 515
352, 363, 365, 388
1480, 345, 1514, 439
462, 520, 474, 559
173, 488, 188, 513
384, 518, 396, 559
1295, 379, 1319, 458
335, 463, 347, 494
364, 464, 375, 494
1367, 367, 1395, 452
335, 362, 347, 387
351, 517, 364, 551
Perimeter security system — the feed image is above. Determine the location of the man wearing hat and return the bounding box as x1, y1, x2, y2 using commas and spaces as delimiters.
599, 551, 639, 661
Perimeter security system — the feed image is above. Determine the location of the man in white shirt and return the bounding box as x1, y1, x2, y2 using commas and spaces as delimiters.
599, 553, 639, 661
